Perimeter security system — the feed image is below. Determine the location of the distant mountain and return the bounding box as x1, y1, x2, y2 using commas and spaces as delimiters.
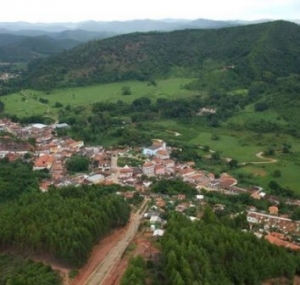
0, 18, 281, 35
21, 21, 300, 90
0, 34, 80, 62
183, 18, 236, 29
50, 30, 116, 42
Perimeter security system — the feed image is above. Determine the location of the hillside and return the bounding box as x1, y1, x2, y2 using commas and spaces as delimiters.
21, 21, 300, 89
0, 34, 80, 62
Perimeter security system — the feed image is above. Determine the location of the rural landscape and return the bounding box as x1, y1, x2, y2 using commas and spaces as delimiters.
1, 7, 300, 285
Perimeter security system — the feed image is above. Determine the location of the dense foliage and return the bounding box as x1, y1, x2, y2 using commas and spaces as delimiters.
65, 155, 90, 173
0, 34, 80, 62
0, 185, 130, 267
0, 254, 61, 285
159, 212, 300, 285
17, 21, 300, 90
0, 158, 39, 203
120, 256, 146, 285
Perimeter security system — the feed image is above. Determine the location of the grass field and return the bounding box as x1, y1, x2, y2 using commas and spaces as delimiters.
189, 129, 300, 191
2, 78, 197, 117
2, 77, 300, 192
145, 120, 300, 191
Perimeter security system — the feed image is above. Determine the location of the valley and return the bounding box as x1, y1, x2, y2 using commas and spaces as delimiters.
1, 19, 300, 285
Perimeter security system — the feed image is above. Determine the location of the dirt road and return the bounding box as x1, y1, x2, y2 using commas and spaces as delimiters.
84, 198, 148, 285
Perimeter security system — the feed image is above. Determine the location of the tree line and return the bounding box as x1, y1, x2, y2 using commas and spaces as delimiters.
0, 184, 130, 267
157, 211, 300, 285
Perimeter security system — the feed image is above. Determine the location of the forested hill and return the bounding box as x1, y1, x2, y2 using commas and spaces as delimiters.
0, 34, 80, 62
20, 20, 300, 90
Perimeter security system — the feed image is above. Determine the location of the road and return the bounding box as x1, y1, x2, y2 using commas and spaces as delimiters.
84, 198, 148, 285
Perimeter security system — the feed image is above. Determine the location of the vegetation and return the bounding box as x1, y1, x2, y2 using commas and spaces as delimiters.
0, 254, 61, 285
12, 21, 300, 91
159, 212, 300, 284
65, 155, 90, 173
0, 34, 80, 63
0, 171, 130, 267
120, 256, 146, 285
0, 158, 39, 203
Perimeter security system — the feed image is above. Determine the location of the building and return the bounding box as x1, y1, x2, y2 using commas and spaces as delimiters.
269, 206, 279, 215
33, 154, 55, 170
154, 164, 165, 175
86, 174, 105, 184
119, 165, 133, 179
247, 211, 300, 234
143, 161, 155, 176
143, 140, 166, 156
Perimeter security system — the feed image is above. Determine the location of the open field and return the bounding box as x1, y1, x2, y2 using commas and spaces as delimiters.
226, 107, 289, 127
144, 120, 300, 191
2, 78, 197, 117
2, 76, 300, 192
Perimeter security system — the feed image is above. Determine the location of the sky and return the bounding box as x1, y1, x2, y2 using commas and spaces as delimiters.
0, 0, 299, 23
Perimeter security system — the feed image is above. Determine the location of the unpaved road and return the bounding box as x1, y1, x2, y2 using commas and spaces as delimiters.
84, 198, 148, 285
239, 152, 278, 165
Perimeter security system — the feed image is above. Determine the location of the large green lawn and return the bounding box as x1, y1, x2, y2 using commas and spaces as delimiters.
2, 78, 196, 117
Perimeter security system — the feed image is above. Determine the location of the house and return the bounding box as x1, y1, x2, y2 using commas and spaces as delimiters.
86, 174, 105, 184
156, 149, 170, 160
209, 180, 220, 189
196, 195, 204, 201
265, 234, 300, 251
150, 216, 162, 224
53, 123, 70, 129
213, 204, 226, 211
247, 211, 300, 234
153, 229, 165, 237
142, 161, 155, 176
178, 167, 195, 177
269, 206, 279, 215
33, 154, 55, 170
119, 165, 133, 179
143, 140, 166, 156
177, 194, 186, 201
154, 164, 165, 175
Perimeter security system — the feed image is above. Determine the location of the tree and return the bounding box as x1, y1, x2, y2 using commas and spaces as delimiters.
0, 101, 4, 112
228, 159, 239, 169
121, 86, 132, 96
254, 102, 269, 112
54, 102, 63, 108
66, 155, 90, 173
203, 145, 210, 152
273, 169, 281, 178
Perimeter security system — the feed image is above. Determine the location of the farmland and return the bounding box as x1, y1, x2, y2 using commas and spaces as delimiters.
2, 78, 197, 117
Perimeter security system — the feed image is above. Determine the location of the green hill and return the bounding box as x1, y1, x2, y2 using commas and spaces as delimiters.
0, 34, 80, 62
20, 20, 300, 89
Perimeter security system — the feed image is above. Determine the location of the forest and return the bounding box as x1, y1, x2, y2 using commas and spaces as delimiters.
121, 211, 300, 285
0, 254, 61, 285
0, 184, 130, 267
0, 158, 131, 272
3, 20, 299, 92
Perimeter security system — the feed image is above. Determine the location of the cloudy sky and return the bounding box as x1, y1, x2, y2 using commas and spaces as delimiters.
1, 0, 299, 22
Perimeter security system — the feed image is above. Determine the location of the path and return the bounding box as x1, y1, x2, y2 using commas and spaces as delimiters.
199, 145, 277, 165
166, 130, 181, 137
83, 198, 148, 285
239, 152, 278, 165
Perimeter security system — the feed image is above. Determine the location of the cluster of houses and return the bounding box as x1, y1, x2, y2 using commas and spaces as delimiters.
2, 118, 300, 250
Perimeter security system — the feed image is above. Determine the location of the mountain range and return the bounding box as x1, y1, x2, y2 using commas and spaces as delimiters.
19, 20, 300, 90
0, 18, 299, 63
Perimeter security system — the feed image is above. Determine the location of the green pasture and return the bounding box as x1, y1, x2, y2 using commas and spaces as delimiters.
226, 108, 289, 126
190, 131, 263, 161
2, 78, 196, 117
232, 157, 300, 192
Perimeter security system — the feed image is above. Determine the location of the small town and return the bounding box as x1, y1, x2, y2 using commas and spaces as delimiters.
1, 116, 300, 254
